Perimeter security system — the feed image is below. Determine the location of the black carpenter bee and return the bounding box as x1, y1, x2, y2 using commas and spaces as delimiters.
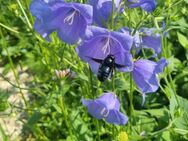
91, 54, 125, 82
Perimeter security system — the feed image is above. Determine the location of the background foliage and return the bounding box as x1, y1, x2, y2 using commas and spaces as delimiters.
0, 0, 188, 141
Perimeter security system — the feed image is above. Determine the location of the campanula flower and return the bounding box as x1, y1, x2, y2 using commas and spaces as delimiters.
89, 0, 123, 26
119, 27, 140, 48
128, 0, 156, 13
82, 93, 128, 125
132, 58, 168, 104
120, 27, 161, 55
140, 28, 161, 55
76, 26, 133, 73
30, 0, 93, 44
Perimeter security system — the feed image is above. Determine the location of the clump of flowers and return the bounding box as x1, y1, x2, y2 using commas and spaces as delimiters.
30, 0, 168, 126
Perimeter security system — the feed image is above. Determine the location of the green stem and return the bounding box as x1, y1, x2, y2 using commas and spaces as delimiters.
0, 23, 19, 34
129, 73, 134, 115
16, 0, 32, 29
164, 0, 184, 12
111, 0, 115, 29
95, 120, 100, 141
89, 67, 95, 99
60, 97, 74, 140
132, 14, 149, 36
0, 29, 28, 108
161, 35, 180, 106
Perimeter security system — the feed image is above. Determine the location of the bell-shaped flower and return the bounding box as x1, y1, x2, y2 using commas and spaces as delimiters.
30, 0, 93, 44
89, 0, 123, 26
76, 26, 133, 73
132, 58, 168, 104
120, 27, 161, 55
140, 28, 161, 55
82, 93, 128, 125
128, 0, 156, 13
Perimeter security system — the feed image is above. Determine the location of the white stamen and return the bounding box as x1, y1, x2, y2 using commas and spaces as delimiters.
101, 37, 111, 55
43, 0, 49, 3
100, 107, 109, 118
63, 11, 77, 25
42, 33, 47, 38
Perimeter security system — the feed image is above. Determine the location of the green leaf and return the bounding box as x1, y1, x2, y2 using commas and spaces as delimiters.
170, 95, 188, 133
177, 32, 188, 49
184, 0, 188, 4
27, 112, 42, 125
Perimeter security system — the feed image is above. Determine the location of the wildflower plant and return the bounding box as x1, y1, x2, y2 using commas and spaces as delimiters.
15, 0, 188, 140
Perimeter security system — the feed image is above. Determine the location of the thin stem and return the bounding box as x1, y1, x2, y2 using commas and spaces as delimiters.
164, 0, 184, 12
16, 0, 32, 29
161, 35, 180, 106
0, 29, 28, 108
60, 97, 74, 140
132, 14, 149, 36
95, 120, 100, 141
129, 73, 134, 115
111, 0, 115, 29
89, 67, 95, 99
0, 23, 19, 34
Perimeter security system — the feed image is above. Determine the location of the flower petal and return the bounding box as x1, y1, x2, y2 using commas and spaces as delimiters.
30, 1, 92, 44
105, 110, 128, 125
89, 0, 123, 26
128, 0, 156, 13
154, 58, 168, 74
97, 93, 120, 110
82, 99, 104, 119
71, 3, 93, 24
140, 28, 161, 54
110, 31, 133, 51
132, 58, 167, 94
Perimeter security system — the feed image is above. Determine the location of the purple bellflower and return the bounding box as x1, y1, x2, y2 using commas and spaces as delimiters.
82, 93, 128, 125
140, 28, 162, 55
120, 27, 161, 55
30, 0, 93, 44
132, 58, 168, 105
76, 26, 133, 73
128, 0, 156, 13
89, 0, 123, 26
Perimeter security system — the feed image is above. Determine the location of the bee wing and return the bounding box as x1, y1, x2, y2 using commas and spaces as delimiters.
114, 63, 126, 68
89, 57, 103, 63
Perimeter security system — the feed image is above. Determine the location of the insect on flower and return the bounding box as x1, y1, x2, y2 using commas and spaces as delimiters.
91, 54, 125, 82
76, 26, 133, 75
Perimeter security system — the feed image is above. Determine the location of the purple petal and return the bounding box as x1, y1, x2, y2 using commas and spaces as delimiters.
154, 58, 168, 74
128, 0, 156, 13
97, 93, 120, 110
89, 0, 123, 26
132, 58, 167, 94
72, 3, 93, 24
132, 59, 158, 94
110, 30, 133, 51
105, 110, 128, 125
82, 99, 104, 119
119, 27, 141, 49
140, 28, 162, 54
84, 26, 108, 40
30, 1, 92, 44
57, 10, 87, 44
34, 19, 53, 41
114, 50, 133, 72
76, 26, 133, 73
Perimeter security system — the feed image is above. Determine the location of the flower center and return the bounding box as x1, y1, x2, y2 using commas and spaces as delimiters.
100, 107, 109, 118
64, 10, 77, 25
101, 37, 111, 55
